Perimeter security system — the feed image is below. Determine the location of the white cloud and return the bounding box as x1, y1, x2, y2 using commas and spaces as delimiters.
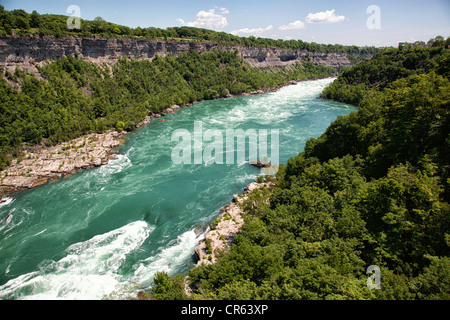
305, 9, 345, 24
218, 7, 230, 14
177, 8, 229, 30
279, 20, 305, 31
231, 25, 273, 36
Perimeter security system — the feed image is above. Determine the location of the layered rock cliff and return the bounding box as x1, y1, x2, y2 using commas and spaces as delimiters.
0, 36, 360, 69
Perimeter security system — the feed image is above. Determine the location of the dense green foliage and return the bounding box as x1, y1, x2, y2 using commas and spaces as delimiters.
0, 6, 378, 55
150, 272, 188, 300
177, 41, 450, 300
0, 48, 337, 169
321, 38, 450, 105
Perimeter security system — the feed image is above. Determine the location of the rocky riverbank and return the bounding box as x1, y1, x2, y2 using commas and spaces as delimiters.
194, 180, 275, 267
0, 130, 125, 195
0, 102, 185, 197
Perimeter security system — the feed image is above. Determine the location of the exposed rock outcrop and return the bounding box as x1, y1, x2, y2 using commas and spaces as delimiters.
0, 130, 125, 194
0, 36, 364, 70
194, 181, 275, 267
249, 160, 271, 168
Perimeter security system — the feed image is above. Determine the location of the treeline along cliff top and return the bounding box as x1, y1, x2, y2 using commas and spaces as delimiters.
0, 7, 379, 54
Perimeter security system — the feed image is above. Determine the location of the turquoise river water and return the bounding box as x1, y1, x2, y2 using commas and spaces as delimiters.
0, 78, 356, 299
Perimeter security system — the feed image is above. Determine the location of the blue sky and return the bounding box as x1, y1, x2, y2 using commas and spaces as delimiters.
2, 0, 450, 47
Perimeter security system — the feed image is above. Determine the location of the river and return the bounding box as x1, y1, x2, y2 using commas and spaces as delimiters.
0, 78, 357, 300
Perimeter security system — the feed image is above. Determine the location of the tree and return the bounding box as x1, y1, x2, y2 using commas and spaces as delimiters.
151, 272, 188, 300
90, 16, 106, 34
30, 10, 40, 28
0, 7, 12, 34
14, 15, 29, 30
427, 36, 446, 48
115, 121, 125, 132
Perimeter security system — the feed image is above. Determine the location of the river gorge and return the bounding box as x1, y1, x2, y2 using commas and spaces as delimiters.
0, 78, 356, 300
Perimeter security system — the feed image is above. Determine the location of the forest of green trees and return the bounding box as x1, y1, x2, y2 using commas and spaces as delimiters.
150, 39, 450, 300
0, 48, 337, 170
0, 6, 379, 54
320, 38, 450, 105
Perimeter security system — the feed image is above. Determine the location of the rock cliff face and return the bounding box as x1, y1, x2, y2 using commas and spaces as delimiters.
0, 36, 360, 68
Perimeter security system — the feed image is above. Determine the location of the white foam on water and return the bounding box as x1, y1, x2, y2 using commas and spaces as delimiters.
222, 79, 336, 126
226, 108, 247, 123
209, 118, 225, 125
236, 173, 258, 184
0, 220, 153, 300
0, 212, 13, 233
32, 229, 47, 237
0, 197, 14, 208
0, 207, 24, 235
97, 153, 132, 176
131, 229, 204, 288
